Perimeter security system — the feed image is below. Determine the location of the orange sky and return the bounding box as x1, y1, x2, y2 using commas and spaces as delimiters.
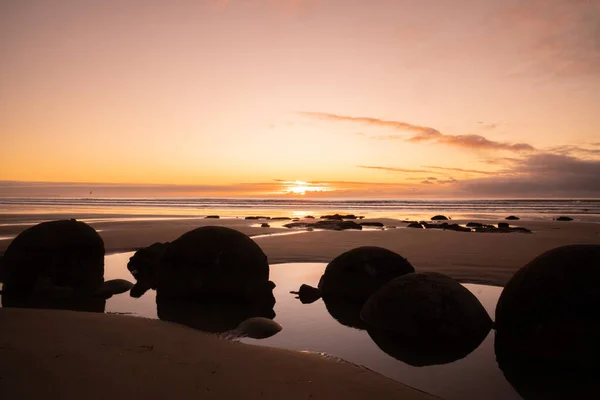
1, 0, 599, 198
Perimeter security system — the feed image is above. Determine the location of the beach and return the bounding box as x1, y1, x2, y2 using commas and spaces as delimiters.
1, 206, 599, 400
0, 308, 438, 400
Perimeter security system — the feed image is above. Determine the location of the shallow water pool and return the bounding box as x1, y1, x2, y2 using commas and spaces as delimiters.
100, 252, 519, 400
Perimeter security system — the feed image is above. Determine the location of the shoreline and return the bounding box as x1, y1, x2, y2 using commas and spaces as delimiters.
1, 216, 599, 286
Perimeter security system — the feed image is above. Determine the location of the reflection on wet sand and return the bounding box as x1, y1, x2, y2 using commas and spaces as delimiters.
1, 294, 108, 313
156, 292, 279, 339
495, 330, 597, 400
320, 296, 490, 366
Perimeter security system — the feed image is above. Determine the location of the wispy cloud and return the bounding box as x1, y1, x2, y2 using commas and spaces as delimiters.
299, 112, 441, 136
406, 130, 535, 152
301, 111, 535, 153
422, 166, 501, 176
548, 145, 600, 158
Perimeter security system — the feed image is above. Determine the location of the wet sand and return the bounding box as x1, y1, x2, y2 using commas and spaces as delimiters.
0, 308, 438, 400
2, 217, 599, 285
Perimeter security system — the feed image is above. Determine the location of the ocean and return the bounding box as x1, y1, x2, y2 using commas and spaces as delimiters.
1, 197, 599, 223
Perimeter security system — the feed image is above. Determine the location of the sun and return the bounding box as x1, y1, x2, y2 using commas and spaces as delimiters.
283, 180, 330, 195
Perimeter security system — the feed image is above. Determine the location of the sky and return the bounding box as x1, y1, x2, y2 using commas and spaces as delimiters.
1, 0, 599, 198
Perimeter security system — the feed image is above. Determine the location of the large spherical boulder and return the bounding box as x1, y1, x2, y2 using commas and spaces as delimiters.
317, 246, 414, 303
494, 245, 600, 399
129, 226, 272, 302
361, 272, 492, 346
0, 220, 127, 309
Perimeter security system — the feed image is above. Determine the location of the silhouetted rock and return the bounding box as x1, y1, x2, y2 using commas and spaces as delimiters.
271, 217, 291, 221
245, 216, 270, 220
423, 222, 470, 232
283, 222, 312, 229
342, 214, 357, 219
359, 222, 384, 227
431, 215, 449, 221
261, 223, 270, 228
127, 226, 273, 302
407, 222, 423, 229
313, 220, 362, 231
361, 272, 492, 349
1, 220, 132, 310
494, 245, 600, 399
386, 225, 397, 229
318, 246, 414, 303
498, 222, 510, 229
305, 215, 315, 219
506, 216, 520, 220
320, 214, 344, 220
555, 216, 573, 221
205, 215, 220, 219
290, 284, 321, 304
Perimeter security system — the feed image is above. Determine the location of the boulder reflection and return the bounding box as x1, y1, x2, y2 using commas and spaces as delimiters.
156, 290, 278, 338
495, 329, 598, 399
321, 296, 490, 366
1, 291, 107, 313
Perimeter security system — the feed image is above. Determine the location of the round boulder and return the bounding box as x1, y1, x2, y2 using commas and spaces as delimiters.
494, 245, 600, 399
431, 215, 449, 221
1, 219, 129, 309
131, 226, 272, 302
361, 272, 492, 346
505, 216, 520, 220
318, 246, 414, 303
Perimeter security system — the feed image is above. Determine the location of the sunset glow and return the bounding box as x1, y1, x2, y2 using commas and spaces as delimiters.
283, 181, 331, 195
1, 0, 599, 198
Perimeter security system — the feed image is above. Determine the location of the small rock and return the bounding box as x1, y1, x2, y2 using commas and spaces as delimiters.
506, 216, 520, 220
205, 215, 220, 219
431, 215, 449, 221
290, 284, 321, 304
261, 223, 270, 228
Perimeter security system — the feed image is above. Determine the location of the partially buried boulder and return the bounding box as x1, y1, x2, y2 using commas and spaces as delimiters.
555, 216, 573, 221
128, 226, 273, 302
1, 219, 132, 310
318, 246, 414, 303
431, 215, 449, 221
506, 216, 520, 220
361, 272, 492, 357
313, 220, 362, 231
359, 222, 384, 227
407, 222, 423, 229
494, 245, 600, 399
261, 223, 270, 228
